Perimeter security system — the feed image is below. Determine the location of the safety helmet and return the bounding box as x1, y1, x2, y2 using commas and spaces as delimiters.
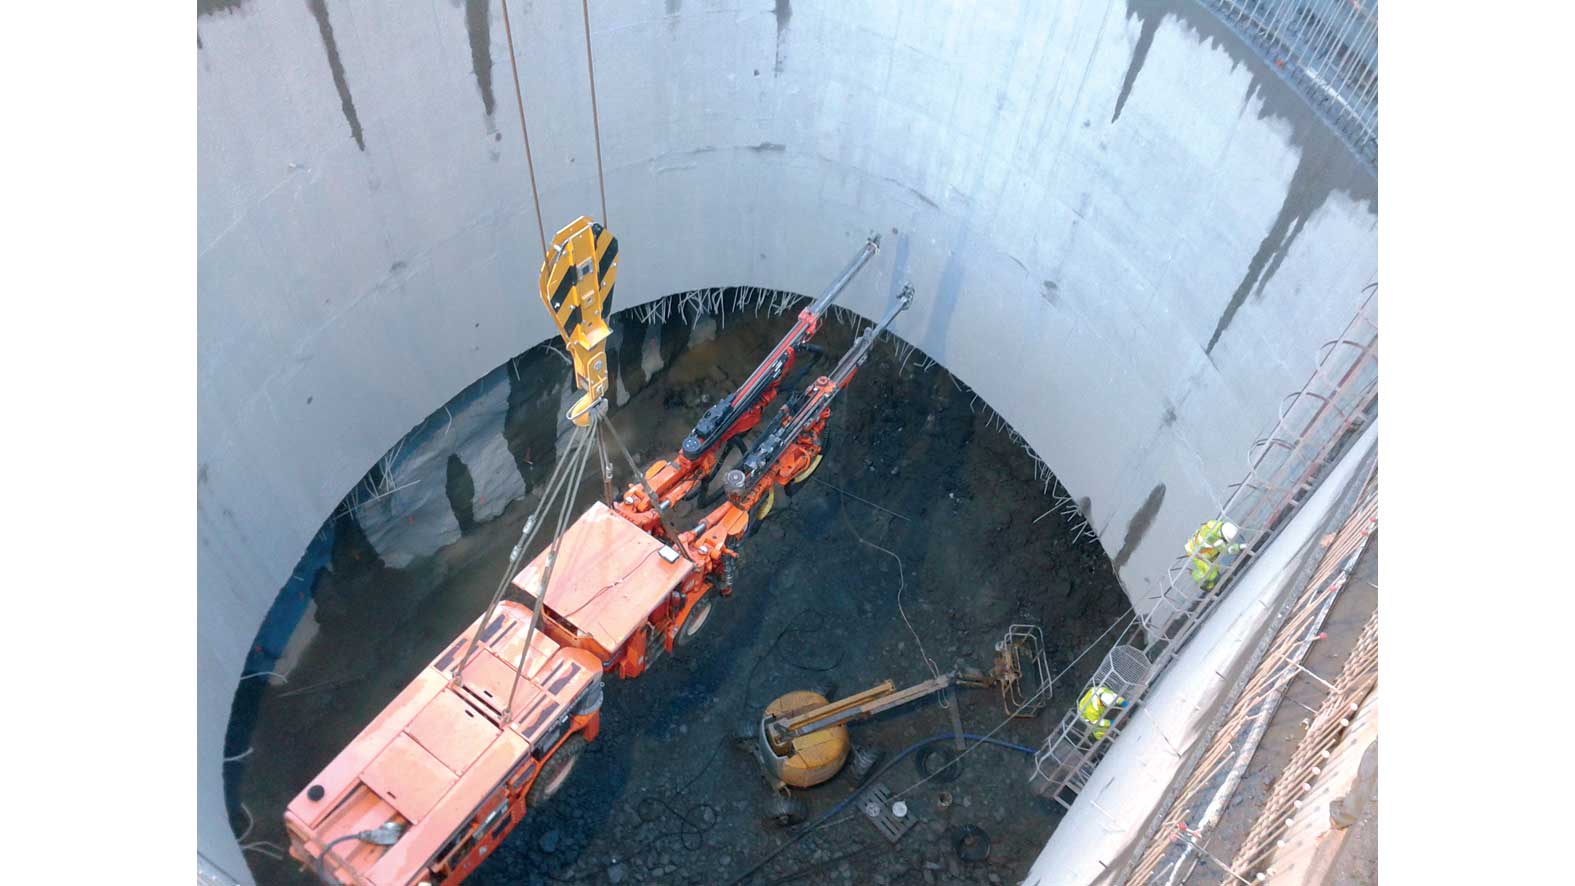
1098, 690, 1118, 706
1221, 522, 1240, 543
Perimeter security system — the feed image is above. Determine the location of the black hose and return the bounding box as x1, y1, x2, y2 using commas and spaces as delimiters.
697, 436, 750, 508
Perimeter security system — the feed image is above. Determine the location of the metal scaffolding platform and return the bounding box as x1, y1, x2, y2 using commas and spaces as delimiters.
1029, 287, 1377, 811
1119, 473, 1378, 884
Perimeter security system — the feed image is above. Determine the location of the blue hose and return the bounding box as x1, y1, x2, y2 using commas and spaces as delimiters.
816, 732, 1033, 824
727, 732, 1036, 885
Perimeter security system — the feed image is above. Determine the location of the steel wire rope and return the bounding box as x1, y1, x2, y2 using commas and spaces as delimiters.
451, 422, 596, 679
507, 413, 600, 716
599, 410, 680, 540
500, 0, 546, 255
835, 488, 945, 695
580, 0, 609, 225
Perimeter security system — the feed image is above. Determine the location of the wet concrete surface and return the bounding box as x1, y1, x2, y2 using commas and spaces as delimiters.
229, 302, 1132, 885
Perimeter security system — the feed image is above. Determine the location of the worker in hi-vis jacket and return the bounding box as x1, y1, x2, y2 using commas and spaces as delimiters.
1078, 686, 1128, 741
1186, 519, 1245, 591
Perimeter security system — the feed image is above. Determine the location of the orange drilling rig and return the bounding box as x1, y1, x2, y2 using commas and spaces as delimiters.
282, 218, 910, 885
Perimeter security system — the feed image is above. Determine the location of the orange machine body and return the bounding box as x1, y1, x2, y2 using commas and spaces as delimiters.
612, 307, 821, 538
509, 500, 699, 680
282, 524, 678, 884
281, 226, 887, 884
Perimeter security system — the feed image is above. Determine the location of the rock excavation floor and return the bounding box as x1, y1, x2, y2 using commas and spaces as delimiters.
229, 297, 1134, 886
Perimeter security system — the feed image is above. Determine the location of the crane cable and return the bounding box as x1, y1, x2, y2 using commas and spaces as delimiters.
455, 399, 654, 720
499, 0, 546, 256
450, 419, 598, 683
581, 0, 609, 225
504, 413, 602, 717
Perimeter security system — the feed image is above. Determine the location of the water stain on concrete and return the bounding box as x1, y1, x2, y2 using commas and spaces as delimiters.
503, 351, 567, 483
1114, 1, 1376, 356
748, 141, 786, 153
197, 0, 248, 16
445, 454, 478, 533
773, 0, 792, 74
1111, 6, 1162, 124
306, 0, 366, 151
1041, 280, 1060, 305
1112, 482, 1165, 572
464, 0, 496, 118
614, 319, 650, 395
665, 0, 681, 14
923, 224, 972, 365
1205, 144, 1363, 353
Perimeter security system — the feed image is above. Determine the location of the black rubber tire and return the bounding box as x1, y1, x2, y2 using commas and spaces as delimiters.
915, 744, 964, 783
674, 591, 716, 649
848, 744, 883, 785
951, 825, 992, 862
782, 432, 831, 499
766, 794, 808, 828
732, 718, 759, 749
527, 735, 587, 808
743, 486, 776, 538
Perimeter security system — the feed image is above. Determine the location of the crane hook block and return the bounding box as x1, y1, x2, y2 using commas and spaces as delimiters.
539, 216, 618, 426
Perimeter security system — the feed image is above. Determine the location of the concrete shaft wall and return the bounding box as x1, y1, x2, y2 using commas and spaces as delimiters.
197, 1, 1374, 879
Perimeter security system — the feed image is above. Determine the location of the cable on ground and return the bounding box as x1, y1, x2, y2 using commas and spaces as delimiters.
836, 489, 944, 694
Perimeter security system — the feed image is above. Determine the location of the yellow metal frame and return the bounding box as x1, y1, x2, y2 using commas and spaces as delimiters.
538, 216, 618, 426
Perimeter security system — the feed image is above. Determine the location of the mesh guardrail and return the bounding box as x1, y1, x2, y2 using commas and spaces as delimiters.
1029, 285, 1376, 809
1203, 0, 1379, 169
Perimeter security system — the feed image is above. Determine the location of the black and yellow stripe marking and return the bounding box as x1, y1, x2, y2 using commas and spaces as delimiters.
538, 216, 618, 424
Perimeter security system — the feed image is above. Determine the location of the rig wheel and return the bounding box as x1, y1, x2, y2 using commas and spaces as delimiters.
732, 717, 759, 749
766, 793, 808, 828
848, 744, 883, 785
674, 590, 716, 649
528, 735, 586, 808
744, 486, 777, 538
915, 744, 964, 784
784, 430, 831, 498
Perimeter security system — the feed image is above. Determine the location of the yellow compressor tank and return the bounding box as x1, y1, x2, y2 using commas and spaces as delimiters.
759, 690, 851, 789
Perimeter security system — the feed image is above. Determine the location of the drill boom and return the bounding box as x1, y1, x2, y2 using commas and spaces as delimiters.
681, 236, 880, 461
727, 286, 914, 500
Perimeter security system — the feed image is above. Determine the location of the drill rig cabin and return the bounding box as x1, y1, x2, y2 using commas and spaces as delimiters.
283, 219, 911, 884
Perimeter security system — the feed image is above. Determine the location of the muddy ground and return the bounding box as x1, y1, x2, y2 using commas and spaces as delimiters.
229, 299, 1134, 885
